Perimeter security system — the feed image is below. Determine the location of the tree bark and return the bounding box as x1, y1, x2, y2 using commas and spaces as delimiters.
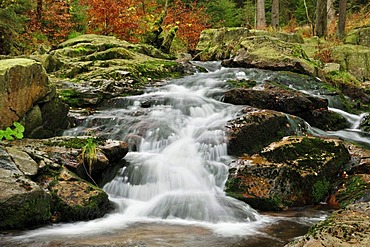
327, 0, 335, 25
315, 0, 327, 37
271, 0, 279, 28
337, 0, 347, 39
36, 0, 43, 21
256, 0, 266, 29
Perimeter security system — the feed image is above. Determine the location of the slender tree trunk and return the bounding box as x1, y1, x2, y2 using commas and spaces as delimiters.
303, 0, 314, 36
316, 0, 327, 37
36, 0, 43, 21
271, 0, 279, 29
337, 0, 347, 39
327, 0, 335, 25
256, 0, 266, 29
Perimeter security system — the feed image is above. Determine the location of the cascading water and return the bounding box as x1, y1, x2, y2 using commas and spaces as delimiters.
3, 62, 367, 246
65, 62, 261, 224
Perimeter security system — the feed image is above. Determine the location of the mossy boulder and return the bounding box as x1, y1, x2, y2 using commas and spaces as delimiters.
195, 28, 317, 77
49, 168, 113, 222
221, 36, 317, 76
223, 84, 349, 131
43, 34, 192, 107
332, 44, 370, 81
345, 26, 370, 47
0, 136, 129, 230
0, 59, 52, 129
226, 136, 351, 211
226, 107, 307, 156
0, 147, 51, 230
286, 202, 370, 246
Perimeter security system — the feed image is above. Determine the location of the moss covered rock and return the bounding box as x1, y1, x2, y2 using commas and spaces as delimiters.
332, 44, 370, 81
195, 28, 316, 77
224, 84, 349, 131
226, 107, 307, 156
0, 58, 52, 129
345, 26, 370, 47
49, 168, 113, 222
286, 202, 370, 246
43, 34, 192, 107
226, 136, 351, 211
0, 147, 51, 230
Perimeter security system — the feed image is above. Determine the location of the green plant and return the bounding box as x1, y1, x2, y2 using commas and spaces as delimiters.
81, 138, 100, 176
0, 122, 25, 140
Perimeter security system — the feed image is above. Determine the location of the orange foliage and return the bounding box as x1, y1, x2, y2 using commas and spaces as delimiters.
81, 0, 159, 43
164, 0, 209, 51
27, 0, 73, 44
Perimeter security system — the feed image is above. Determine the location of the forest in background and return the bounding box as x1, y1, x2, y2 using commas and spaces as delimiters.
0, 0, 369, 55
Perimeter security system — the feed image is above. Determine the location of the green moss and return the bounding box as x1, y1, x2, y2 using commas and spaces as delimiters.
44, 137, 105, 149
0, 190, 51, 230
336, 175, 368, 208
227, 79, 257, 88
58, 89, 84, 106
312, 179, 331, 203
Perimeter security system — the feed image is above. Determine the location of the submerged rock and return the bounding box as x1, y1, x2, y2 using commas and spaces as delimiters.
226, 136, 351, 210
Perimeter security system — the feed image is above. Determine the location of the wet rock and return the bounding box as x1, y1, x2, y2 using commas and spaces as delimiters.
223, 84, 349, 131
0, 147, 51, 230
49, 167, 113, 222
44, 34, 193, 107
0, 136, 129, 230
226, 136, 351, 210
360, 113, 370, 132
226, 107, 307, 156
286, 202, 370, 247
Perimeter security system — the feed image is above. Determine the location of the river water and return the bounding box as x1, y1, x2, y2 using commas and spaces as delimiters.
1, 62, 368, 246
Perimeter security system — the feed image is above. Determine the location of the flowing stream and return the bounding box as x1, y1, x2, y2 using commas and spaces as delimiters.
2, 62, 368, 246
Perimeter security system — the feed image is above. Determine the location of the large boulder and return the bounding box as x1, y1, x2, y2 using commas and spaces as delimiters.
0, 59, 51, 129
223, 84, 350, 131
195, 28, 317, 77
286, 202, 370, 247
345, 26, 370, 47
226, 136, 351, 210
0, 147, 51, 229
225, 107, 307, 156
41, 34, 193, 107
0, 137, 129, 230
332, 44, 370, 81
0, 58, 70, 138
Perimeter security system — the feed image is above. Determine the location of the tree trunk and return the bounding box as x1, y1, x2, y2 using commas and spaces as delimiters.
327, 0, 335, 25
271, 0, 279, 28
337, 0, 347, 39
36, 0, 43, 21
316, 0, 327, 37
256, 0, 266, 29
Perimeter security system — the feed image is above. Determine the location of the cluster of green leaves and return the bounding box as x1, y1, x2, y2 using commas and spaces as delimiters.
0, 122, 25, 141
